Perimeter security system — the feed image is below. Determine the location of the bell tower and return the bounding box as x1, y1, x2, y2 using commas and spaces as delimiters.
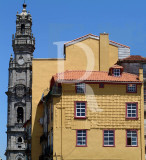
6, 3, 35, 160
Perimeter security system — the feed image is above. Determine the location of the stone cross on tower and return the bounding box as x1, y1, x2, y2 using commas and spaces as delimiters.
5, 3, 35, 160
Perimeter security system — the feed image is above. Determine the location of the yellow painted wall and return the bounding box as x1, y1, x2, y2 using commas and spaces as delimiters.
52, 83, 144, 160
109, 45, 119, 67
32, 35, 129, 160
65, 38, 100, 71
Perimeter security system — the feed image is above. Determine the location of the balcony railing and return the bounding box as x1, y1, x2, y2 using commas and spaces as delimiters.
12, 39, 35, 45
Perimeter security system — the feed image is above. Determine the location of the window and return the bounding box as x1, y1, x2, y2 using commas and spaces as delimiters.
99, 83, 104, 88
113, 69, 120, 77
76, 83, 85, 93
127, 84, 136, 93
74, 102, 86, 119
76, 130, 87, 147
103, 130, 115, 147
21, 24, 25, 34
17, 107, 23, 123
126, 103, 138, 119
126, 130, 138, 146
18, 137, 22, 143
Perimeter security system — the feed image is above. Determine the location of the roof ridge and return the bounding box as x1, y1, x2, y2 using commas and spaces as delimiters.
64, 33, 130, 48
120, 55, 146, 61
109, 40, 130, 48
64, 33, 99, 45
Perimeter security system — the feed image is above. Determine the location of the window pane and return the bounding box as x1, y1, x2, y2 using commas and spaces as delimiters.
127, 131, 137, 146
127, 103, 137, 118
76, 83, 85, 93
104, 130, 114, 146
76, 102, 86, 118
77, 130, 86, 146
127, 84, 136, 93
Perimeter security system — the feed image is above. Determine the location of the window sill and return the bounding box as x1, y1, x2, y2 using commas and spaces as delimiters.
126, 118, 138, 120
126, 145, 138, 147
74, 117, 87, 119
76, 92, 86, 94
103, 145, 115, 147
76, 145, 87, 147
127, 92, 137, 93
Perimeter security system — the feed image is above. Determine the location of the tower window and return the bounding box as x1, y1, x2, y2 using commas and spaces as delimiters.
17, 107, 23, 123
21, 24, 25, 34
18, 137, 22, 143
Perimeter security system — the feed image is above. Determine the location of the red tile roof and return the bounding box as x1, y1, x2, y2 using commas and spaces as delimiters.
110, 64, 123, 69
53, 70, 141, 83
64, 33, 130, 48
120, 55, 146, 62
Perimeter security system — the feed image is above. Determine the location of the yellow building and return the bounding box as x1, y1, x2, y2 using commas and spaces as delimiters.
41, 66, 144, 160
32, 33, 144, 160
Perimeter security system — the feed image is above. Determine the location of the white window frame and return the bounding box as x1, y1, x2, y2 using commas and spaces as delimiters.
103, 130, 114, 146
126, 130, 137, 146
75, 102, 86, 118
127, 84, 136, 93
126, 103, 137, 119
113, 69, 121, 77
76, 83, 85, 93
76, 130, 87, 146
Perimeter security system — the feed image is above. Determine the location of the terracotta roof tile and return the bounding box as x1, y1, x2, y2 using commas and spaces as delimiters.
53, 70, 141, 83
110, 64, 123, 69
120, 55, 146, 62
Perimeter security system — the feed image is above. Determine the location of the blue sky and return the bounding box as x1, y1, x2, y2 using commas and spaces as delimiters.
0, 0, 146, 159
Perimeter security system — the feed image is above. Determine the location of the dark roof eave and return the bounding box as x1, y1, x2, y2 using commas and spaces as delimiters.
56, 80, 142, 84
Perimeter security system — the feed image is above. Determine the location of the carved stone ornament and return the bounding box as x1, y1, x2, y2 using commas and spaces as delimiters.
18, 56, 24, 65
15, 85, 26, 98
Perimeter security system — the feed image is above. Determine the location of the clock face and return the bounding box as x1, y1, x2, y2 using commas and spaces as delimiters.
18, 58, 24, 65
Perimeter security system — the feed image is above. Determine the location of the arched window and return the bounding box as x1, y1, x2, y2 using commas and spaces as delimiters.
18, 137, 22, 143
17, 107, 23, 123
21, 24, 25, 34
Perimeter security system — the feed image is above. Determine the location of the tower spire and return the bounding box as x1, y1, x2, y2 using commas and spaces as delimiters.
23, 0, 27, 10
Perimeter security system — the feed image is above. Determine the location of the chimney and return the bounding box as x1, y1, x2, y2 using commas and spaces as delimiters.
139, 68, 143, 81
99, 33, 109, 71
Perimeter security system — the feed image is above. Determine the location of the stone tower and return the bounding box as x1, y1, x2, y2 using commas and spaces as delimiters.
6, 3, 35, 160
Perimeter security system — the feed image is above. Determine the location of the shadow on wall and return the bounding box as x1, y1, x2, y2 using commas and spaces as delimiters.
31, 100, 44, 160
